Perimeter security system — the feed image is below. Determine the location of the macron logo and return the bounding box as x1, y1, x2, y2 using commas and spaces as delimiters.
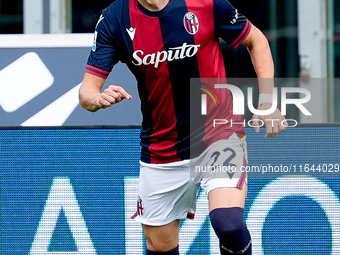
126, 27, 136, 41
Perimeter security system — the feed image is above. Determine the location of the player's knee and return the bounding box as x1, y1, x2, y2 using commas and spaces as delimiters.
210, 207, 251, 254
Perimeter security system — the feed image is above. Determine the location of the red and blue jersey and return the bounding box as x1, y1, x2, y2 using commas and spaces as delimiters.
86, 0, 250, 164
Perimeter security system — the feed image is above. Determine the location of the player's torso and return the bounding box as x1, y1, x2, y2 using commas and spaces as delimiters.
104, 0, 232, 163
108, 0, 224, 78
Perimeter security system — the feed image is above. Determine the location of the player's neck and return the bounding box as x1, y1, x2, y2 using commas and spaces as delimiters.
138, 0, 169, 11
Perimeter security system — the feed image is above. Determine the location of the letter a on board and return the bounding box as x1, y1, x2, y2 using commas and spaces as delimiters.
29, 178, 97, 254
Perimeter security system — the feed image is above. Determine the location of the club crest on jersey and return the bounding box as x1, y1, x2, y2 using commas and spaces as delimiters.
183, 12, 199, 35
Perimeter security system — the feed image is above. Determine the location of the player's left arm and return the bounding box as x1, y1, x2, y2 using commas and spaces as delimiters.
241, 24, 287, 138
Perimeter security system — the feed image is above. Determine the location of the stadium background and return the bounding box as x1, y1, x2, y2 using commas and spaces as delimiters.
1, 0, 340, 254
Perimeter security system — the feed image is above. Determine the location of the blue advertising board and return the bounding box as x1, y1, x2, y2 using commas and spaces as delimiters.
1, 126, 339, 254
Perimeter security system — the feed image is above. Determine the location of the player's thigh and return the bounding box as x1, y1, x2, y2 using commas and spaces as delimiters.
195, 134, 248, 211
142, 220, 180, 252
208, 185, 247, 212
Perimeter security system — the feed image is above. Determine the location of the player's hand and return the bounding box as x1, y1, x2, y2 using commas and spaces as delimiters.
252, 103, 287, 138
97, 85, 132, 109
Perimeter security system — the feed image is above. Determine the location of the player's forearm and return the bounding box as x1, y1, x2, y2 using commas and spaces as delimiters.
79, 73, 132, 112
79, 86, 102, 112
79, 73, 106, 112
243, 26, 275, 94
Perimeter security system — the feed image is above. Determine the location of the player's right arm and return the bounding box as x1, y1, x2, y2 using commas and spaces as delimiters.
79, 8, 132, 112
79, 73, 132, 112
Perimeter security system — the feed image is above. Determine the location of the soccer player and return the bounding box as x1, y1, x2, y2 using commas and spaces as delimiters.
79, 0, 286, 254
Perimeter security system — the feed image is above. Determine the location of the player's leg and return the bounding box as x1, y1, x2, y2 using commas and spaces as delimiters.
142, 220, 180, 254
208, 185, 246, 210
209, 187, 251, 255
196, 135, 251, 254
132, 160, 199, 255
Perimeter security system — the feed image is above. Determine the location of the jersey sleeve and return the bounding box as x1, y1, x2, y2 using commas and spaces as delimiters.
213, 0, 252, 49
86, 11, 119, 79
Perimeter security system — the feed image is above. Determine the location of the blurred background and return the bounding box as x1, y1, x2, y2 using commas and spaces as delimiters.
0, 0, 339, 125
1, 0, 337, 78
0, 0, 339, 126
1, 2, 340, 255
